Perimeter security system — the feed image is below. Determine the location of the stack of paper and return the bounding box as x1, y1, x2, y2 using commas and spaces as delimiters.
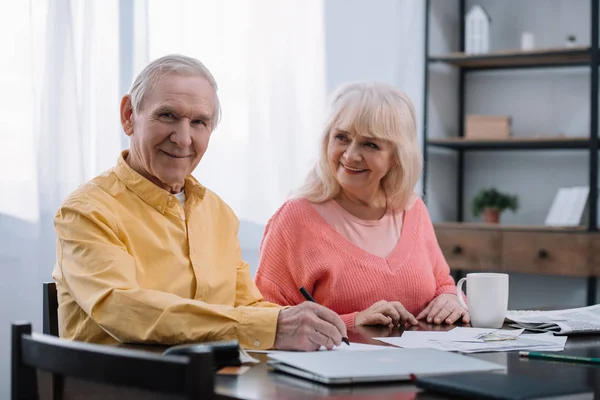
375, 327, 567, 353
506, 305, 600, 335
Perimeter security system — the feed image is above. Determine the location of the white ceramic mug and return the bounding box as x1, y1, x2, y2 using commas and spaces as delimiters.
456, 273, 509, 328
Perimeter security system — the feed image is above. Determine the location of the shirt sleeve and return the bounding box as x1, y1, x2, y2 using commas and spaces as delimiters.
339, 312, 359, 328
254, 204, 307, 307
232, 234, 286, 310
55, 200, 281, 349
256, 213, 358, 328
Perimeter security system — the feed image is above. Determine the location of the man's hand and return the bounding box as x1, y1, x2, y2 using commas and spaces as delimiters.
416, 293, 470, 325
273, 302, 347, 351
355, 300, 418, 327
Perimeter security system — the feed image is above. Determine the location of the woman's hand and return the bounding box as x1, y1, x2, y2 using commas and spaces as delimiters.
416, 293, 470, 325
355, 300, 418, 327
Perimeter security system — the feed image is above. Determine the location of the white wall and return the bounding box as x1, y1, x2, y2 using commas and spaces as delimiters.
426, 0, 461, 222
0, 216, 52, 397
240, 220, 264, 278
325, 0, 600, 308
325, 0, 425, 186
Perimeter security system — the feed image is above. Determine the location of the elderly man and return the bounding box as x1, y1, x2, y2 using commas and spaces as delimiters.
53, 54, 346, 351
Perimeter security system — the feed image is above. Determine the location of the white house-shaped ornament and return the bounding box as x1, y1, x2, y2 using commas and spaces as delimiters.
465, 5, 491, 54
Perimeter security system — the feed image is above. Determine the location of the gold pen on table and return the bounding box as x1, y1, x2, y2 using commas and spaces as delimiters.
299, 286, 350, 346
519, 351, 600, 365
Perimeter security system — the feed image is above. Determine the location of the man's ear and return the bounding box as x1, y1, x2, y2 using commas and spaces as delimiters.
120, 95, 135, 136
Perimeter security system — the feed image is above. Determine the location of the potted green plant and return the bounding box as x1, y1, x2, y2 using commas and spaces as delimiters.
472, 188, 518, 223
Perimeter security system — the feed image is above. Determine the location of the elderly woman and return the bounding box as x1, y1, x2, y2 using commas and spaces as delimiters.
255, 82, 469, 328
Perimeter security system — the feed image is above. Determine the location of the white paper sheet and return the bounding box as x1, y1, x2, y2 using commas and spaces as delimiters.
375, 331, 453, 351
441, 327, 524, 342
374, 328, 566, 353
239, 347, 260, 363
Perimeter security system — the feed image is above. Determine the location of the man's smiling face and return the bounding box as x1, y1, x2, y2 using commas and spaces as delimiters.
123, 72, 216, 192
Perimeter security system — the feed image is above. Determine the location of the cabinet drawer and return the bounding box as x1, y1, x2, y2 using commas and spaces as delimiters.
587, 234, 600, 275
435, 227, 502, 271
501, 232, 590, 276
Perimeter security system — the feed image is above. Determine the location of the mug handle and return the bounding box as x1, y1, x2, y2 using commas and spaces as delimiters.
456, 277, 468, 310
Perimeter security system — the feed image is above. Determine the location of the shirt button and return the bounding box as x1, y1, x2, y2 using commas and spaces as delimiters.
180, 214, 185, 221
253, 340, 260, 347
157, 206, 162, 211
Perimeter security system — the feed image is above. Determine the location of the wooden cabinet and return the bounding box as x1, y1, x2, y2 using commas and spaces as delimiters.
435, 224, 599, 278
589, 238, 600, 276
436, 226, 501, 271
501, 232, 590, 277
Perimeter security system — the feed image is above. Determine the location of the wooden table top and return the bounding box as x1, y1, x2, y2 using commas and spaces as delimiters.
211, 322, 600, 400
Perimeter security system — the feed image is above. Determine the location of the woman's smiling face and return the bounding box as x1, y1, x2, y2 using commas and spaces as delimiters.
327, 128, 397, 198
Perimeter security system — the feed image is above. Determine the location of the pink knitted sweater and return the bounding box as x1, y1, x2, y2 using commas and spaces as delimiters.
255, 197, 457, 327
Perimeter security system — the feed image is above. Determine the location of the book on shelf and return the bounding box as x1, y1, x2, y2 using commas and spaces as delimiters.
544, 186, 589, 227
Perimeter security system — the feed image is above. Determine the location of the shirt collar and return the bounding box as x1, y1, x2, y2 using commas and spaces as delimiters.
114, 150, 206, 214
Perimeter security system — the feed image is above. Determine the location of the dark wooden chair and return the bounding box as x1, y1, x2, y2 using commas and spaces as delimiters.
11, 322, 215, 400
42, 282, 58, 337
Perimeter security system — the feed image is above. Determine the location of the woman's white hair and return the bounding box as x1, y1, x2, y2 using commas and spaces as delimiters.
128, 54, 221, 129
294, 81, 422, 210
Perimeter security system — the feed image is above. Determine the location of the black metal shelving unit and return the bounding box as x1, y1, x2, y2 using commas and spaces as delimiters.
429, 137, 591, 151
423, 0, 600, 305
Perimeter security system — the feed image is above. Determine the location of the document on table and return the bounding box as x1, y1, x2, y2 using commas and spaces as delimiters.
374, 327, 567, 353
506, 305, 600, 335
246, 342, 394, 354
239, 347, 260, 363
435, 333, 566, 353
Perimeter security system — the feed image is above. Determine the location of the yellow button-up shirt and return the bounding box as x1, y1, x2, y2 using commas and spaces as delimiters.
52, 152, 281, 349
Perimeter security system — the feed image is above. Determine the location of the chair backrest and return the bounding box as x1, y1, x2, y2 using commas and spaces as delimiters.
42, 282, 59, 336
11, 322, 215, 400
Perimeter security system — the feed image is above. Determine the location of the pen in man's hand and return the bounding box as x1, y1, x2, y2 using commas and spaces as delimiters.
299, 286, 350, 346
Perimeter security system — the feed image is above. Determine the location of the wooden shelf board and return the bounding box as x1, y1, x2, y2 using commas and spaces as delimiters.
428, 136, 590, 150
434, 222, 588, 233
429, 47, 591, 69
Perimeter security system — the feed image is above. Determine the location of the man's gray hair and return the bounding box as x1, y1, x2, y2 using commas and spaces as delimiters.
128, 54, 221, 129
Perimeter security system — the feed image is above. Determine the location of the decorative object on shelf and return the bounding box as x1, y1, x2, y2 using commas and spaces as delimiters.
521, 32, 535, 51
472, 188, 519, 224
545, 186, 589, 227
465, 5, 491, 54
465, 115, 511, 139
565, 34, 577, 48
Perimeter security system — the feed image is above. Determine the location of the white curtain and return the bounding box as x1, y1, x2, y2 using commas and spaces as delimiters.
38, 0, 123, 216
142, 0, 326, 224
0, 0, 122, 394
